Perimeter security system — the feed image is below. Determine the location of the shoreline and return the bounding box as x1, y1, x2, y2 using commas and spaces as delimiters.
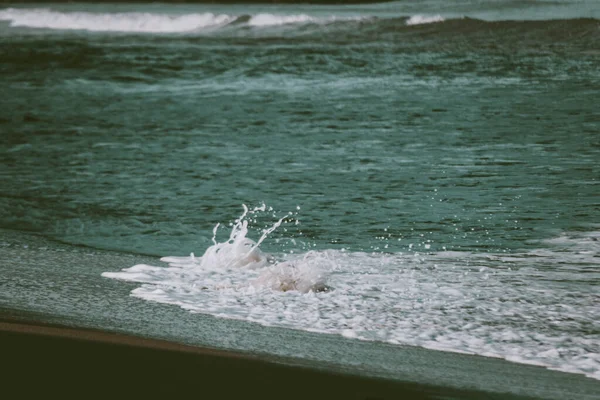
2, 310, 600, 399
0, 316, 491, 399
1, 228, 599, 399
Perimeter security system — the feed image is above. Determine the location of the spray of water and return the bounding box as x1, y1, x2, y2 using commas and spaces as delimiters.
185, 204, 330, 292
102, 207, 600, 380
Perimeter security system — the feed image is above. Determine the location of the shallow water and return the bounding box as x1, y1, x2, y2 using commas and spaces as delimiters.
1, 0, 599, 385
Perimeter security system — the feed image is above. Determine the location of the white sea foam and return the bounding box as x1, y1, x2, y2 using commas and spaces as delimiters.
0, 8, 363, 33
248, 13, 317, 27
0, 8, 234, 32
254, 251, 333, 293
104, 204, 329, 294
103, 208, 600, 381
406, 15, 445, 26
0, 8, 448, 33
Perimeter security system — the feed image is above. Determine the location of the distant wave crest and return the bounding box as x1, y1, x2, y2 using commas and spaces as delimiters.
405, 14, 445, 26
1, 8, 598, 36
0, 8, 235, 32
0, 8, 365, 33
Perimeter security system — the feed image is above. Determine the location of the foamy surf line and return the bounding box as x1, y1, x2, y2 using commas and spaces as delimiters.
0, 8, 444, 33
406, 14, 445, 26
0, 320, 450, 399
3, 228, 599, 399
102, 204, 600, 382
0, 8, 359, 32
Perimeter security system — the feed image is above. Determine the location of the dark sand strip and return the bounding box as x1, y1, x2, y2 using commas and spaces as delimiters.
0, 319, 528, 399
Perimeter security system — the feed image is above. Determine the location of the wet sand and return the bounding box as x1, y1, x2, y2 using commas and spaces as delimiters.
1, 318, 524, 399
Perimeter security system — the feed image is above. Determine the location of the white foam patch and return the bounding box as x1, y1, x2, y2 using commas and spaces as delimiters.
254, 251, 332, 293
248, 13, 317, 27
0, 8, 234, 32
406, 15, 445, 26
0, 8, 365, 33
103, 212, 600, 382
244, 13, 365, 27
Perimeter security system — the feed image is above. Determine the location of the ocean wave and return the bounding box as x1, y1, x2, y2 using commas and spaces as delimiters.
102, 205, 600, 381
248, 13, 320, 27
1, 7, 599, 36
405, 14, 445, 26
1, 7, 597, 47
0, 8, 235, 33
0, 8, 365, 33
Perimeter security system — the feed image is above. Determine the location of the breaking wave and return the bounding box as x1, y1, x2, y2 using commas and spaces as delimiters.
0, 8, 365, 33
405, 14, 445, 26
102, 204, 600, 381
0, 8, 234, 33
103, 204, 331, 294
1, 7, 598, 38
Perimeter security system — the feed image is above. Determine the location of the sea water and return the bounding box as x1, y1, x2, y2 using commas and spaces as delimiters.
1, 0, 599, 386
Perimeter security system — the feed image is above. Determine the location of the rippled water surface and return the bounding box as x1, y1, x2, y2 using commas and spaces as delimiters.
1, 0, 599, 383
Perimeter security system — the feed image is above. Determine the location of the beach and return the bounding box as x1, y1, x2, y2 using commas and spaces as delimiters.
1, 1, 599, 398
2, 229, 600, 399
3, 316, 599, 399
2, 319, 418, 399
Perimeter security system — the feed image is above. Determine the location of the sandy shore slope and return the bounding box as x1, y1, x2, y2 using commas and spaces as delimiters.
1, 318, 529, 399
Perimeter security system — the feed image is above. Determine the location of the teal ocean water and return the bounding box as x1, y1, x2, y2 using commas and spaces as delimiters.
1, 0, 599, 394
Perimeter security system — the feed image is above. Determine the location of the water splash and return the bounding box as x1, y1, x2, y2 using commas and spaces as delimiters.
198, 204, 271, 270
104, 204, 330, 293
102, 210, 600, 381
